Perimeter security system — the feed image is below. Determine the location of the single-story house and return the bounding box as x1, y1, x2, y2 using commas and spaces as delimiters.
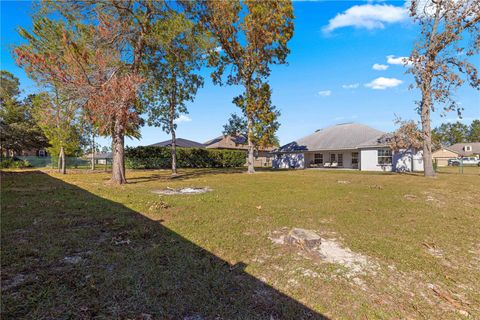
432, 142, 480, 166
2, 148, 49, 158
149, 138, 205, 148
204, 135, 274, 167
82, 152, 113, 165
272, 123, 424, 172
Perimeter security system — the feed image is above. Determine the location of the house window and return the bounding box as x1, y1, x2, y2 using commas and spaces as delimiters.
330, 154, 336, 163
352, 152, 359, 165
465, 145, 472, 152
314, 153, 323, 164
38, 150, 45, 157
378, 149, 392, 165
337, 154, 343, 166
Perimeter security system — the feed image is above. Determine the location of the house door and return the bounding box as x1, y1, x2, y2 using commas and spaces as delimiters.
352, 152, 359, 169
337, 154, 343, 167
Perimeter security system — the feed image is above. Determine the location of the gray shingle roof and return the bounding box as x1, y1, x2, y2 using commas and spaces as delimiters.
276, 123, 387, 152
149, 138, 205, 148
204, 135, 247, 147
446, 142, 480, 156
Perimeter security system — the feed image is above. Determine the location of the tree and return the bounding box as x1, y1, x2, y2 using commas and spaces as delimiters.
0, 71, 48, 157
143, 10, 209, 176
30, 91, 80, 174
468, 119, 480, 142
389, 117, 423, 172
389, 117, 423, 151
101, 145, 111, 154
15, 1, 166, 183
223, 113, 247, 137
431, 121, 469, 146
191, 0, 294, 173
408, 0, 480, 177
227, 79, 281, 149
0, 70, 20, 100
79, 110, 99, 170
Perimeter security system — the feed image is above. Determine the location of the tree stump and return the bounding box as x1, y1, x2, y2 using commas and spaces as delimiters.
285, 228, 321, 249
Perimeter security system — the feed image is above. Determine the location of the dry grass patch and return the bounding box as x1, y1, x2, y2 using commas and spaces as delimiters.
1, 168, 479, 319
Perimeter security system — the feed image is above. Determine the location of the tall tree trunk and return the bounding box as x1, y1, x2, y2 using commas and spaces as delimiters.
246, 115, 255, 174
57, 150, 61, 172
111, 118, 126, 184
420, 93, 436, 177
170, 82, 177, 176
245, 81, 255, 174
91, 133, 95, 170
59, 146, 66, 174
170, 105, 177, 176
171, 129, 177, 176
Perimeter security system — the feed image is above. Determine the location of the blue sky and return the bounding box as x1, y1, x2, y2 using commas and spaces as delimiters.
1, 1, 479, 148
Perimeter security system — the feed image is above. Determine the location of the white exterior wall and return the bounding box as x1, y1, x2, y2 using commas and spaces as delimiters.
393, 150, 424, 172
360, 149, 392, 172
412, 151, 424, 171
272, 153, 305, 169
273, 149, 423, 172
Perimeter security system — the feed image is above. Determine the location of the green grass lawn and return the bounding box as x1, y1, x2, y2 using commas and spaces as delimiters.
1, 168, 479, 319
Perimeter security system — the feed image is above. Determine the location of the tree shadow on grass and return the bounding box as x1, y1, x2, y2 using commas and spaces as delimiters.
1, 171, 328, 319
125, 167, 246, 184
126, 167, 276, 184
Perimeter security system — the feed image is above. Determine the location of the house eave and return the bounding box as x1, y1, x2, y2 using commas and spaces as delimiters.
273, 145, 390, 154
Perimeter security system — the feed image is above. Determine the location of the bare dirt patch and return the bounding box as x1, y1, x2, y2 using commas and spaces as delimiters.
269, 228, 377, 277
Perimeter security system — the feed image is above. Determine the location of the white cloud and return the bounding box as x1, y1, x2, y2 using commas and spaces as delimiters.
174, 114, 192, 123
365, 77, 403, 90
372, 63, 389, 71
387, 55, 411, 66
318, 90, 332, 97
323, 4, 408, 33
342, 83, 359, 89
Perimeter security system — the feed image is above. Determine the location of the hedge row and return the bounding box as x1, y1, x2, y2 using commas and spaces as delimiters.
125, 146, 246, 169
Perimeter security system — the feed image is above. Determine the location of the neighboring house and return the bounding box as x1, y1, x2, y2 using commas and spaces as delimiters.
204, 135, 275, 167
272, 123, 423, 172
82, 152, 113, 165
149, 138, 205, 148
19, 148, 49, 157
432, 142, 480, 166
2, 148, 49, 158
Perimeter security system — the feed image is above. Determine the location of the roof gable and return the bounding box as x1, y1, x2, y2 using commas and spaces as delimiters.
446, 142, 480, 156
204, 135, 274, 151
149, 138, 205, 148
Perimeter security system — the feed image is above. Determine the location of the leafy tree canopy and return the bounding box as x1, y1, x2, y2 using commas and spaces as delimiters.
432, 121, 469, 146
0, 71, 48, 154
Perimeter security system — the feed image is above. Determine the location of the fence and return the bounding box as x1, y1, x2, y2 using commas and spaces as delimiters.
7, 156, 477, 174
433, 157, 480, 175
17, 156, 112, 170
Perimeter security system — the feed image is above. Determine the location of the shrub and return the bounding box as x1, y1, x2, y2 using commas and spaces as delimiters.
0, 158, 32, 169
125, 146, 246, 169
